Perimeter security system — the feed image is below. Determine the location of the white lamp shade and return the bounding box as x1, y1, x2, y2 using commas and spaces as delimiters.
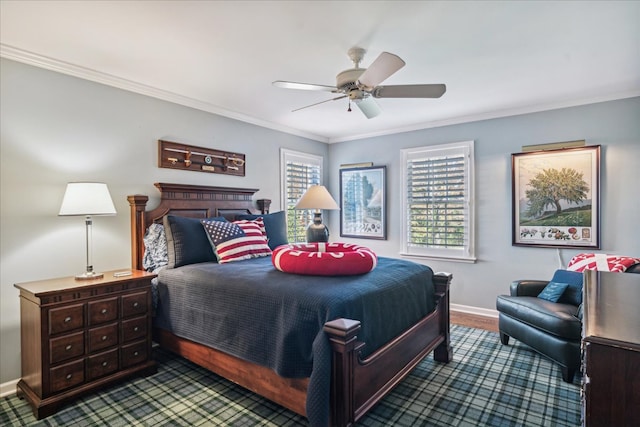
59, 182, 117, 216
294, 185, 339, 210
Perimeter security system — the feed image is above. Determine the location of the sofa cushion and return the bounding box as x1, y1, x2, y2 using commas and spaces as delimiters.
551, 269, 583, 306
496, 295, 582, 340
537, 281, 569, 302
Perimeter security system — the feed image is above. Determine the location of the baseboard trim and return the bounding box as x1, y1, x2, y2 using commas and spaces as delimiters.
0, 379, 18, 398
451, 303, 499, 318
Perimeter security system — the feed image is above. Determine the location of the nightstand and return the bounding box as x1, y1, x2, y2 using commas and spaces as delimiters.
14, 270, 157, 419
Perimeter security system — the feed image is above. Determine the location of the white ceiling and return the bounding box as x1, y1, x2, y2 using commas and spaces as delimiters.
1, 1, 639, 143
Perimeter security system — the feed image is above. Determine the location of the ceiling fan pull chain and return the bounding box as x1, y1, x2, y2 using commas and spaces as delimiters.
347, 99, 352, 112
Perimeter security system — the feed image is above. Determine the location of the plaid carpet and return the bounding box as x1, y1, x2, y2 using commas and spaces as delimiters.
0, 325, 581, 426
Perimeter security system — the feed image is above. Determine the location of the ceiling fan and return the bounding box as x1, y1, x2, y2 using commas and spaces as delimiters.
273, 47, 446, 119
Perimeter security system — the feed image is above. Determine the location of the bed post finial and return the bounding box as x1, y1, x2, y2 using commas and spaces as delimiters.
323, 318, 363, 426
257, 199, 271, 214
128, 195, 149, 271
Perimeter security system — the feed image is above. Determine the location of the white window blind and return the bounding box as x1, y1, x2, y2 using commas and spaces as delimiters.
401, 141, 475, 261
280, 149, 323, 242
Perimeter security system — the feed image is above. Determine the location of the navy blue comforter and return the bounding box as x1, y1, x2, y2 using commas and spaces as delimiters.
155, 256, 436, 426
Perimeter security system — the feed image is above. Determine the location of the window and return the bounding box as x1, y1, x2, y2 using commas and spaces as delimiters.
280, 149, 323, 242
401, 141, 475, 262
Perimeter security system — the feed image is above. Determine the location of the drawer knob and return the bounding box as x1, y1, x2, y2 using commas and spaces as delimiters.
102, 361, 108, 367
133, 351, 139, 356
133, 326, 139, 332
65, 344, 72, 351
101, 335, 108, 341
101, 308, 108, 314
133, 302, 139, 308
64, 316, 72, 323
66, 373, 72, 380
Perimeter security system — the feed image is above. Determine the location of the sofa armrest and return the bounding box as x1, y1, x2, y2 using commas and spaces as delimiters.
510, 280, 549, 297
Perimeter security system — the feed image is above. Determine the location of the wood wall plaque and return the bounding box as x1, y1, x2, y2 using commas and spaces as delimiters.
158, 140, 245, 177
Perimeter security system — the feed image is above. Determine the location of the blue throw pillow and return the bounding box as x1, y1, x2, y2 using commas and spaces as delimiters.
537, 281, 569, 302
551, 269, 584, 305
236, 211, 288, 250
163, 215, 228, 268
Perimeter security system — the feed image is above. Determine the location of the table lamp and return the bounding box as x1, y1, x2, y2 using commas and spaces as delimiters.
59, 182, 117, 280
294, 185, 339, 243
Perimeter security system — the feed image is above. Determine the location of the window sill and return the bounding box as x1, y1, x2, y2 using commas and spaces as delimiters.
399, 253, 477, 264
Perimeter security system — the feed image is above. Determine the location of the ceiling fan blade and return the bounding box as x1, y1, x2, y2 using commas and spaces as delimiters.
354, 97, 382, 119
357, 52, 406, 88
273, 80, 337, 92
292, 95, 347, 112
372, 84, 446, 98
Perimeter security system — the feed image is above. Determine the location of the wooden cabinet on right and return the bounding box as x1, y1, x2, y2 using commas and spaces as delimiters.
582, 270, 640, 427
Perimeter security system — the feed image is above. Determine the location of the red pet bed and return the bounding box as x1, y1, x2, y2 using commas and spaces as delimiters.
272, 242, 377, 276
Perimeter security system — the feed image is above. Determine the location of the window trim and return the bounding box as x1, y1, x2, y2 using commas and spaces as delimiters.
280, 148, 324, 242
400, 140, 476, 263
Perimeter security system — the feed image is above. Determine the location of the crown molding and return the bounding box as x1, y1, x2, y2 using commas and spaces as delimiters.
3, 44, 637, 145
328, 90, 640, 143
0, 44, 329, 143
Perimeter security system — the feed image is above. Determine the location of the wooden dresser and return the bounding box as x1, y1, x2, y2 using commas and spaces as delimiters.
14, 270, 157, 419
582, 270, 640, 427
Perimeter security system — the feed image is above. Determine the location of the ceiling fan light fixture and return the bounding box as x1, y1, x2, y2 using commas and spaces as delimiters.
274, 47, 446, 118
354, 96, 381, 119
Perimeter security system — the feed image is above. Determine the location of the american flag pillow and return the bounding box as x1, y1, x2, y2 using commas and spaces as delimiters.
201, 219, 271, 264
237, 217, 267, 238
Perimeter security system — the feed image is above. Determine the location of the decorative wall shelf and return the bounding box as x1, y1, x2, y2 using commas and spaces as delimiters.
158, 140, 245, 177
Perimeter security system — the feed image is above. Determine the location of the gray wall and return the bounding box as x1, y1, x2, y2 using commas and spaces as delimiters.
2, 57, 639, 385
0, 59, 328, 384
327, 97, 640, 312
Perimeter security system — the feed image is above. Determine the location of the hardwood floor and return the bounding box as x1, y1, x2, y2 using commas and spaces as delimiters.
451, 310, 499, 332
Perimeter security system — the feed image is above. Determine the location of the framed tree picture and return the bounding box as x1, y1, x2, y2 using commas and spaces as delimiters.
340, 165, 386, 239
512, 145, 600, 248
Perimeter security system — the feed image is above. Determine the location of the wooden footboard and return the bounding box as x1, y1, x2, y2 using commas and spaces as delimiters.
324, 273, 451, 426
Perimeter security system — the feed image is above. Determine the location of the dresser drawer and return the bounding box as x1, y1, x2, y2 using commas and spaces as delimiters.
50, 359, 84, 393
87, 348, 119, 381
122, 316, 147, 343
49, 331, 84, 364
121, 292, 148, 318
49, 304, 84, 335
121, 340, 148, 368
88, 297, 119, 325
88, 323, 119, 353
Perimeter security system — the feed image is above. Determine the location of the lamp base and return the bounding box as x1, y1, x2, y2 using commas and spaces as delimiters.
306, 224, 329, 243
75, 271, 104, 281
306, 212, 330, 243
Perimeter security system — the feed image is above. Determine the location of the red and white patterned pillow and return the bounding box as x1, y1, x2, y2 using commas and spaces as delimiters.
567, 253, 640, 273
201, 219, 271, 264
235, 217, 267, 238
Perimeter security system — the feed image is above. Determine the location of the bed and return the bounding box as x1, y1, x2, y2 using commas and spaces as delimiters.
128, 182, 452, 427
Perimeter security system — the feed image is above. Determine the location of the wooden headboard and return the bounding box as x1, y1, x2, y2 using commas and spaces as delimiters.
127, 182, 270, 271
